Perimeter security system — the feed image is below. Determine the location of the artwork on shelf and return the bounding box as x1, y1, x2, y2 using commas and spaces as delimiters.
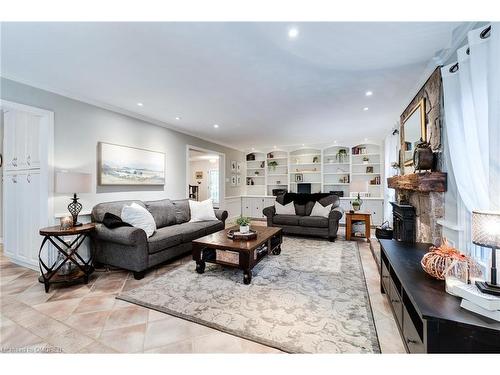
195, 171, 203, 179
231, 160, 237, 173
366, 166, 374, 173
247, 177, 255, 185
231, 174, 237, 186
236, 175, 241, 186
259, 161, 265, 168
237, 162, 242, 173
295, 174, 303, 182
98, 142, 165, 186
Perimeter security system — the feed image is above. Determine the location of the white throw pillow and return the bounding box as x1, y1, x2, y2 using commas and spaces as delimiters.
310, 201, 333, 218
121, 202, 156, 237
275, 201, 296, 215
189, 199, 217, 222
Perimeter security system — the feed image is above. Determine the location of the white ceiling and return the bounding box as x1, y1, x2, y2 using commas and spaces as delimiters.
1, 22, 462, 150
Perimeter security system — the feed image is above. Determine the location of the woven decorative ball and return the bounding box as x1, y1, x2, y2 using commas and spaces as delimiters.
421, 239, 482, 280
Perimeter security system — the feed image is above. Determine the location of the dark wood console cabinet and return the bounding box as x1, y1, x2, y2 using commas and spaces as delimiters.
379, 239, 500, 353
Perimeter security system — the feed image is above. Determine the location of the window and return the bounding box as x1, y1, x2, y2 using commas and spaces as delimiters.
208, 169, 219, 206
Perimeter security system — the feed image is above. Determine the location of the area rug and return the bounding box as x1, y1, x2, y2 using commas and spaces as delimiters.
118, 237, 380, 353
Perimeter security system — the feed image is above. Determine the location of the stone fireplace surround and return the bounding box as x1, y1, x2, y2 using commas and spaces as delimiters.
391, 68, 445, 245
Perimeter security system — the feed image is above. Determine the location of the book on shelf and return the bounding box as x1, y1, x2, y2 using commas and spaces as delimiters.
446, 277, 500, 311
460, 299, 500, 322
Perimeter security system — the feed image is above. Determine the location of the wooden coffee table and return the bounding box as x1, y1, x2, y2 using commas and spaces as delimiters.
192, 226, 283, 285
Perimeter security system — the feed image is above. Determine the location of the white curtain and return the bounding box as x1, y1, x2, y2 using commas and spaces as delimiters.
383, 127, 399, 223
441, 23, 500, 212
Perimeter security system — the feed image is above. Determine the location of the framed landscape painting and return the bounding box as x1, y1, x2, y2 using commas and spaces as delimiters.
98, 142, 165, 185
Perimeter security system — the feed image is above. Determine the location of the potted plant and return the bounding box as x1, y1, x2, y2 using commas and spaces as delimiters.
336, 149, 348, 163
352, 193, 363, 211
268, 160, 278, 171
237, 216, 251, 234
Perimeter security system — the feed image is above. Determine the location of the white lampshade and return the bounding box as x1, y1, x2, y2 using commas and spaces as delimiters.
350, 180, 368, 193
472, 211, 500, 248
55, 171, 92, 194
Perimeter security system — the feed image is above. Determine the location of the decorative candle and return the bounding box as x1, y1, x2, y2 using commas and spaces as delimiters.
60, 216, 73, 229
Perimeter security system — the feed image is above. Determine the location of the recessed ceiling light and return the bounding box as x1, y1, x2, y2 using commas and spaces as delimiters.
302, 144, 305, 147
288, 27, 299, 39
213, 124, 219, 128
364, 138, 368, 142
137, 102, 143, 107
251, 148, 255, 151
363, 107, 369, 111
175, 116, 181, 120
365, 91, 373, 96
273, 145, 277, 149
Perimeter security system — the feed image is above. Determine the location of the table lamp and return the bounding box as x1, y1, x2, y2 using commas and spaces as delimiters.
56, 171, 92, 226
472, 210, 500, 296
350, 180, 368, 211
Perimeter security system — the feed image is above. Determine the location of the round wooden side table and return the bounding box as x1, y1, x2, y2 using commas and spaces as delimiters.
38, 223, 96, 293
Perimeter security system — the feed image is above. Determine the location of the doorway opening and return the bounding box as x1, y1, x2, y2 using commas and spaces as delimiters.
187, 147, 223, 208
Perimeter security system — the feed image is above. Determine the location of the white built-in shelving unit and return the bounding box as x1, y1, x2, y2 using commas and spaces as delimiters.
266, 150, 288, 196
245, 151, 266, 195
243, 142, 384, 224
289, 148, 322, 193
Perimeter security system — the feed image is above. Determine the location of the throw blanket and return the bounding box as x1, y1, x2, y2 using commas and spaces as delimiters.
281, 193, 332, 205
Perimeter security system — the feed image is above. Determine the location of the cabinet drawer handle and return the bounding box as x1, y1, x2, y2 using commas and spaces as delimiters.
406, 338, 419, 345
12, 175, 17, 183
27, 155, 31, 166
27, 174, 31, 183
12, 157, 18, 167
390, 299, 399, 303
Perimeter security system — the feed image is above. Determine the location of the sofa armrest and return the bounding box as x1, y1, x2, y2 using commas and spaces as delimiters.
214, 209, 228, 223
93, 223, 148, 247
263, 205, 276, 218
329, 206, 343, 222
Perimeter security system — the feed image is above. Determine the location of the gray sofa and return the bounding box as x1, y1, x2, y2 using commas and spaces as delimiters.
91, 199, 228, 279
263, 193, 343, 241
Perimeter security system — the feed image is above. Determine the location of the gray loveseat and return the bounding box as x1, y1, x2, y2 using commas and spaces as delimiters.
91, 199, 228, 279
263, 193, 343, 241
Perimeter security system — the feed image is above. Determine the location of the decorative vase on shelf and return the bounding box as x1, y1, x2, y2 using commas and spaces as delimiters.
352, 193, 363, 211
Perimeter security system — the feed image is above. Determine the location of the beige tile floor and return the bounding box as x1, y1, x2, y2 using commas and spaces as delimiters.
0, 224, 405, 353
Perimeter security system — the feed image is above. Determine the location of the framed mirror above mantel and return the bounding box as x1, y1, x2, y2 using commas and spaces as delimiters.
400, 97, 426, 175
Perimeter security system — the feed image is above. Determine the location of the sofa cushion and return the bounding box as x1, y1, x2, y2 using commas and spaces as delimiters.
147, 226, 184, 254
273, 214, 300, 226
275, 201, 295, 215
172, 199, 191, 224
145, 199, 177, 228
310, 201, 333, 218
294, 203, 307, 216
305, 201, 316, 216
91, 200, 145, 223
174, 221, 223, 242
298, 216, 329, 228
121, 203, 156, 238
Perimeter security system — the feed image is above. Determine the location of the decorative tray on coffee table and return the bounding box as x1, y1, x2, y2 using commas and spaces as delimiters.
227, 229, 258, 241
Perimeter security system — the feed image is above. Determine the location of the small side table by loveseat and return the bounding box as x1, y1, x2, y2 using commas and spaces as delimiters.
345, 212, 371, 242
38, 223, 96, 293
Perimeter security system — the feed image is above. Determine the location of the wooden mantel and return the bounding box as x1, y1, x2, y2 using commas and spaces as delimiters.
387, 172, 447, 193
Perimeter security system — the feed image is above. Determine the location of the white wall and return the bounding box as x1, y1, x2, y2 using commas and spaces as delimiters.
0, 111, 3, 239
1, 78, 245, 217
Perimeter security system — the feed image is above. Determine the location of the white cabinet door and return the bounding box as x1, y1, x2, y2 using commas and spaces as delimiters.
26, 114, 41, 169
25, 171, 41, 266
3, 173, 19, 258
14, 112, 28, 170
339, 199, 352, 224
3, 110, 18, 170
363, 200, 384, 226
241, 197, 251, 217
251, 198, 265, 219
